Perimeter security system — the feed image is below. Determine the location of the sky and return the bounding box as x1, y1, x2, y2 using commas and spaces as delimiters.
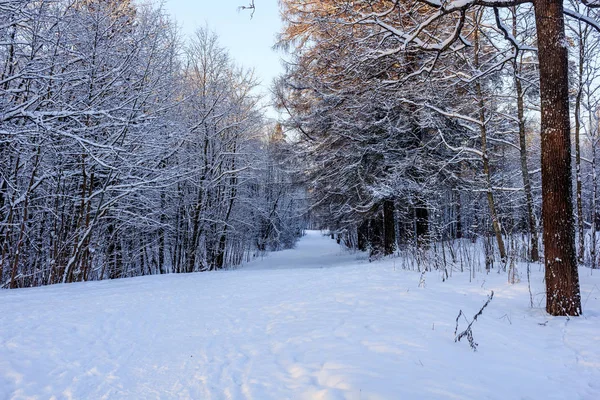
163, 0, 285, 118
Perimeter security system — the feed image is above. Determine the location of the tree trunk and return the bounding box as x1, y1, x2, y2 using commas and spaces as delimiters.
158, 190, 166, 274
455, 190, 462, 239
369, 213, 384, 259
187, 187, 204, 273
357, 220, 368, 252
512, 10, 539, 262
383, 199, 396, 255
474, 24, 507, 264
515, 72, 540, 262
415, 200, 428, 246
534, 0, 581, 316
575, 23, 585, 265
590, 105, 598, 269
592, 146, 597, 269
9, 148, 40, 288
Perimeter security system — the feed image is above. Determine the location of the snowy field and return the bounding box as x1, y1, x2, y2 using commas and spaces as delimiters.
1, 231, 599, 400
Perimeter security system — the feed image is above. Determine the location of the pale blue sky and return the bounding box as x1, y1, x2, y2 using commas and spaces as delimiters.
163, 1, 284, 116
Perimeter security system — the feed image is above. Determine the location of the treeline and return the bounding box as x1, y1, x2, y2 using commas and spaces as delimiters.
0, 0, 305, 288
276, 1, 600, 270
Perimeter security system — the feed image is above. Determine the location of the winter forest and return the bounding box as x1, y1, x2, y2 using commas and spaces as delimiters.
2, 0, 600, 399
0, 0, 306, 288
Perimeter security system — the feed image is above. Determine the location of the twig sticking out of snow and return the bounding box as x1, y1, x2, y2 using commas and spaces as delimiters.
454, 290, 494, 351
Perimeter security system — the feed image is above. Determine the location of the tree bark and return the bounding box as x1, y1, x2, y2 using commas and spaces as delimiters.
534, 0, 581, 316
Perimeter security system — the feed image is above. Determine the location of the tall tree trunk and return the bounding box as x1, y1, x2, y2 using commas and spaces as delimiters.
574, 23, 586, 265
158, 190, 166, 275
455, 190, 462, 239
357, 220, 368, 251
590, 105, 598, 269
415, 199, 428, 246
215, 140, 239, 270
2, 153, 21, 287
383, 199, 396, 255
592, 144, 597, 269
405, 49, 430, 247
187, 187, 204, 273
9, 148, 40, 288
515, 73, 540, 262
106, 223, 123, 280
512, 10, 539, 262
534, 0, 581, 316
474, 24, 507, 264
369, 213, 384, 259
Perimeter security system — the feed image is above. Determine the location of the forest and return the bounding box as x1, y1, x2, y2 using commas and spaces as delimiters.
274, 0, 600, 316
0, 0, 305, 288
1, 0, 600, 319
2, 1, 600, 398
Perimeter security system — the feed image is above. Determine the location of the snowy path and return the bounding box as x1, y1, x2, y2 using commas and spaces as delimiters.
1, 231, 600, 399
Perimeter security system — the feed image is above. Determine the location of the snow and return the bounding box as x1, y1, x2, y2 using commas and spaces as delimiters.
1, 231, 600, 400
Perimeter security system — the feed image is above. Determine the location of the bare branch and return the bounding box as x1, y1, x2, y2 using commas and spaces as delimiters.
564, 8, 600, 34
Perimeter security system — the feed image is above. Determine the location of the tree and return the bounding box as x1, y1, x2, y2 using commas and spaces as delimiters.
534, 0, 583, 315
277, 0, 600, 315
0, 1, 305, 288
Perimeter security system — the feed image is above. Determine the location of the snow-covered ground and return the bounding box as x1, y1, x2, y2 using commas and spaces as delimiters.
1, 231, 599, 400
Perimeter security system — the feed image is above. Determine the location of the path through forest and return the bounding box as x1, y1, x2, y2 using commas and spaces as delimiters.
1, 231, 599, 399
